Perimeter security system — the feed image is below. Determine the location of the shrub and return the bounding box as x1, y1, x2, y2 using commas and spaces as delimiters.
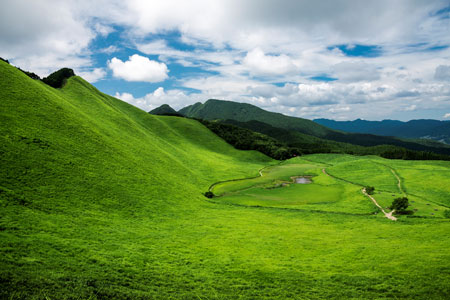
365, 186, 375, 195
204, 191, 214, 198
390, 197, 409, 213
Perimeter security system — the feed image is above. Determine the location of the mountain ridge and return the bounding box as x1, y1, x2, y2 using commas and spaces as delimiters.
314, 118, 450, 144
179, 99, 450, 155
149, 104, 182, 116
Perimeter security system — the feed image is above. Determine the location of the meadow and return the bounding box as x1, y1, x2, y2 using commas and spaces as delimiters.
1, 61, 450, 299
212, 154, 449, 218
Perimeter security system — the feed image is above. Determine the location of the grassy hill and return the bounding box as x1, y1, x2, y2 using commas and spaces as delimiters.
1, 60, 450, 299
180, 99, 450, 155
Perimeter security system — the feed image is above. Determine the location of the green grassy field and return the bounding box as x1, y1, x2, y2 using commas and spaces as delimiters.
1, 61, 450, 299
212, 154, 449, 218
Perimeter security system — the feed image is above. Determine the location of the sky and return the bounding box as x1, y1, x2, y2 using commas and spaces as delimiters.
1, 0, 450, 121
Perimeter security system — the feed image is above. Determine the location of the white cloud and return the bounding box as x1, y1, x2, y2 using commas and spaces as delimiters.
329, 106, 351, 113
108, 54, 169, 82
444, 113, 450, 119
404, 104, 417, 111
77, 68, 106, 83
333, 61, 380, 82
100, 45, 119, 54
114, 92, 135, 103
94, 23, 114, 36
243, 48, 299, 76
0, 0, 95, 76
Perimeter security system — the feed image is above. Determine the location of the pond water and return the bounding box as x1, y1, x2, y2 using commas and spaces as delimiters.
294, 177, 312, 184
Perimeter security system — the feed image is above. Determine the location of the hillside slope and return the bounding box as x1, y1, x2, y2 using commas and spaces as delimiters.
180, 99, 450, 154
0, 61, 273, 298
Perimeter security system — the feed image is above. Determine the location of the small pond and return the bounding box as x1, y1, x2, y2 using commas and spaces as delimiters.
293, 176, 312, 184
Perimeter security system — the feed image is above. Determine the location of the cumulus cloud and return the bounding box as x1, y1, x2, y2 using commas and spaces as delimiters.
434, 65, 450, 81
77, 68, 107, 83
243, 48, 299, 76
404, 104, 417, 111
108, 54, 169, 82
0, 0, 95, 76
107, 0, 449, 51
444, 113, 450, 119
94, 23, 114, 36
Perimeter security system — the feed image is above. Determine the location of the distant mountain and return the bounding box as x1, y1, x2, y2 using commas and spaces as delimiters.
179, 99, 330, 137
149, 104, 182, 116
314, 119, 450, 144
179, 99, 450, 155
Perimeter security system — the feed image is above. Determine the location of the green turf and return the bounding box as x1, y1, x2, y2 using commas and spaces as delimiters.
1, 60, 450, 299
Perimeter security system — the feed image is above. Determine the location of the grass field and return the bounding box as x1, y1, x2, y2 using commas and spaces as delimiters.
1, 60, 450, 299
212, 154, 449, 218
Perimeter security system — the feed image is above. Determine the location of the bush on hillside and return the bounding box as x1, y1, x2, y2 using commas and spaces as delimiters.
390, 197, 411, 214
18, 68, 41, 80
204, 191, 214, 198
365, 186, 375, 195
42, 68, 75, 88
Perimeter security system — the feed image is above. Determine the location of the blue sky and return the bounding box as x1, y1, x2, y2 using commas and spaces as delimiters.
1, 0, 450, 121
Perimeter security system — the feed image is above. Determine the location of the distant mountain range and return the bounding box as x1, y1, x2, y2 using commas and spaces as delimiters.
172, 100, 450, 157
314, 119, 450, 144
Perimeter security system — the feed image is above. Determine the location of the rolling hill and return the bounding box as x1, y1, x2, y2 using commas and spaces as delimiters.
315, 118, 450, 144
179, 99, 450, 155
1, 60, 450, 299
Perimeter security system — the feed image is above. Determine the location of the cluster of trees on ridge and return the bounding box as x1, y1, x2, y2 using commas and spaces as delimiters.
0, 58, 74, 88
197, 119, 301, 160
200, 119, 450, 161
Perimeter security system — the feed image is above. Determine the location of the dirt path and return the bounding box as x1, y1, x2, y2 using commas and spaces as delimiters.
390, 168, 404, 195
323, 168, 397, 221
362, 188, 397, 221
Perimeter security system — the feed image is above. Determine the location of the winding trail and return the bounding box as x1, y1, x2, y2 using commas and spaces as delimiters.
389, 168, 404, 195
362, 188, 397, 221
322, 168, 397, 221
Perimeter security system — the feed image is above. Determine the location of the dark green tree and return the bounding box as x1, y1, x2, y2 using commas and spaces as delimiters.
390, 197, 409, 212
365, 186, 375, 195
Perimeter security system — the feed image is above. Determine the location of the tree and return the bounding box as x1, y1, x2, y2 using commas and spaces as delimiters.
365, 186, 375, 195
390, 197, 409, 213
